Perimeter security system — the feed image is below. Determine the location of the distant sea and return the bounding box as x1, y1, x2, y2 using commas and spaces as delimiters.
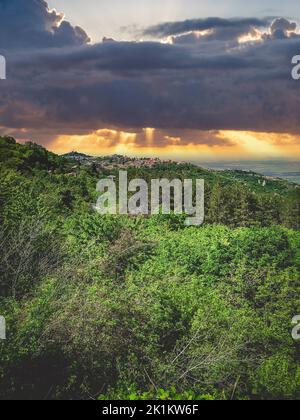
195, 161, 300, 184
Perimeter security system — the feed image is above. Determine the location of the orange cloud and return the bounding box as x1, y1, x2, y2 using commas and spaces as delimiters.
48, 128, 300, 161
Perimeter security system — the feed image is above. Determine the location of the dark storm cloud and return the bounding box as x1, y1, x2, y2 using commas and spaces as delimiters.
1, 0, 300, 143
10, 41, 261, 73
0, 0, 90, 49
142, 17, 271, 40
268, 17, 297, 39
272, 18, 296, 33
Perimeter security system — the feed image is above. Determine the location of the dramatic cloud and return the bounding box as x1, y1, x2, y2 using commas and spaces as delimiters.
270, 17, 297, 39
0, 0, 90, 49
1, 0, 300, 154
142, 17, 271, 40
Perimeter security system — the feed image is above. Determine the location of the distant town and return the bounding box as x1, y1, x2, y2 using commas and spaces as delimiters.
62, 152, 181, 170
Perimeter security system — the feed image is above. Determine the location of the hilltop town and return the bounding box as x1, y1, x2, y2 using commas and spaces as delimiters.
62, 152, 178, 170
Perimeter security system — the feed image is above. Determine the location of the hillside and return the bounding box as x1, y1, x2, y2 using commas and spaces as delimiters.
0, 136, 299, 229
0, 136, 300, 400
1, 137, 298, 194
62, 150, 298, 195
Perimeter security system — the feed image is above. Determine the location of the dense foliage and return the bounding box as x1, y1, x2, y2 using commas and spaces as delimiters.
0, 136, 299, 400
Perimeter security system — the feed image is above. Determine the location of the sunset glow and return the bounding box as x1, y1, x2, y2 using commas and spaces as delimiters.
48, 129, 300, 161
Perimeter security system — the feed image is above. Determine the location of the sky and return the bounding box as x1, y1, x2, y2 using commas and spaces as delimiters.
0, 0, 300, 161
48, 0, 300, 42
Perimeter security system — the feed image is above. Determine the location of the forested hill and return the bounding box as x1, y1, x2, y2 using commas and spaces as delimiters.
62, 151, 298, 194
0, 136, 299, 229
1, 135, 300, 400
1, 136, 298, 194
